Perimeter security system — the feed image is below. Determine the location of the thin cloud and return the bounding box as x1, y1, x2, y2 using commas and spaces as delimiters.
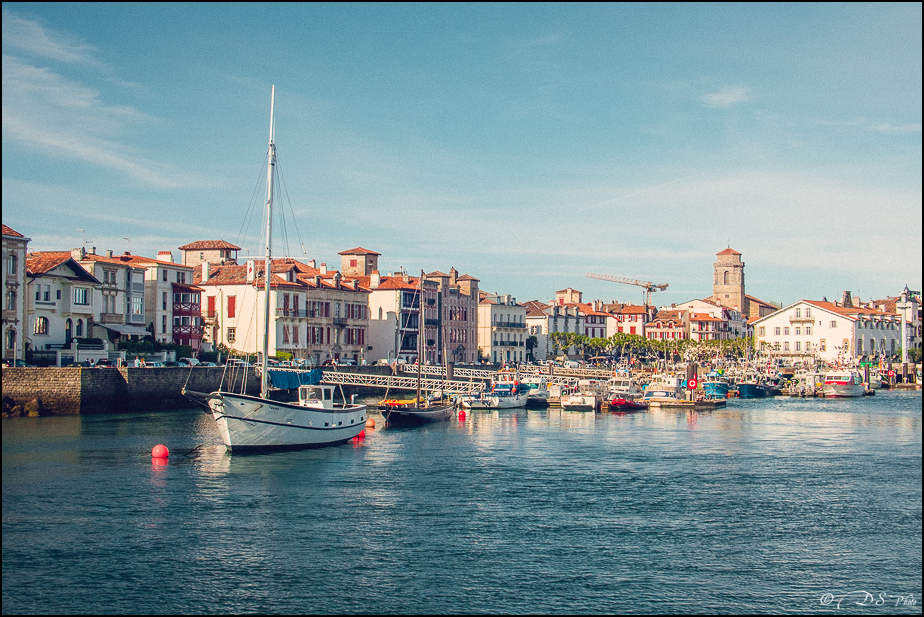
700, 85, 752, 109
2, 11, 103, 67
1, 15, 213, 190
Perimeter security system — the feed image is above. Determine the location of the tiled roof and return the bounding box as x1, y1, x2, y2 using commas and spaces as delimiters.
717, 247, 741, 255
337, 247, 381, 256
2, 224, 24, 238
178, 240, 241, 251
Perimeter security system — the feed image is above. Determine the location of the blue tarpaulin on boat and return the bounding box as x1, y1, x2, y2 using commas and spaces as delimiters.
267, 369, 322, 389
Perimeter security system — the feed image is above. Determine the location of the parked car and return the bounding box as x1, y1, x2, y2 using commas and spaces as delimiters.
177, 358, 200, 367
2, 359, 33, 367
94, 358, 114, 367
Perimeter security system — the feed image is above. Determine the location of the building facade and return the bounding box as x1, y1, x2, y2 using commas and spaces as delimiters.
2, 224, 30, 362
752, 297, 904, 364
478, 293, 527, 365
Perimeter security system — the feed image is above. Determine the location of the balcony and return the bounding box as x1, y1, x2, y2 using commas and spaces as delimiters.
493, 321, 526, 329
332, 317, 348, 326
99, 313, 124, 325
788, 316, 814, 323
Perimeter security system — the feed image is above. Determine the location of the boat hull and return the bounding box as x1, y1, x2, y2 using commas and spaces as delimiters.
821, 383, 866, 397
609, 398, 648, 411
460, 393, 528, 409
208, 391, 366, 450
736, 383, 767, 398
560, 394, 598, 412
384, 404, 454, 424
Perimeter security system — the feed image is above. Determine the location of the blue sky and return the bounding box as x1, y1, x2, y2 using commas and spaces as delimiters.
3, 3, 921, 308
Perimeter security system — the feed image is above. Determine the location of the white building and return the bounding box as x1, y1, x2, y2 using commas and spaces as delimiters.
752, 298, 904, 364
196, 258, 370, 365
524, 301, 583, 361
478, 293, 527, 365
2, 224, 30, 362
25, 252, 101, 362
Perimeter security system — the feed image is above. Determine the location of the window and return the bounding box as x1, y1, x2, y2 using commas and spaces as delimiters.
783, 327, 790, 336
795, 328, 801, 336
227, 296, 236, 318
74, 288, 89, 305
806, 341, 813, 351
5, 328, 15, 350
7, 253, 16, 275
795, 342, 801, 351
34, 316, 49, 335
758, 326, 765, 337
783, 341, 790, 352
795, 308, 801, 318
805, 308, 812, 318
819, 339, 826, 352
207, 296, 216, 318
162, 315, 167, 333
162, 269, 168, 282
830, 321, 837, 328
6, 290, 15, 310
774, 327, 781, 336
162, 292, 168, 310
806, 326, 812, 335
227, 327, 236, 343
132, 297, 143, 316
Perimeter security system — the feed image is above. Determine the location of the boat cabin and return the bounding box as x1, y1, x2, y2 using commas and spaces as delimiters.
298, 385, 337, 409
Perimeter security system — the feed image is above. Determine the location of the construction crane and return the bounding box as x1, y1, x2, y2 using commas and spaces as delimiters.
585, 273, 668, 309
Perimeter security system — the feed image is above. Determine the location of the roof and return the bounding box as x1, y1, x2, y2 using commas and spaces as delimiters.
26, 253, 100, 283
337, 247, 381, 256
717, 247, 742, 255
178, 240, 241, 251
2, 224, 25, 238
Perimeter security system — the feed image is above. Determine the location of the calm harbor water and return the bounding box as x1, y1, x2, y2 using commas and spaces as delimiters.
3, 391, 921, 615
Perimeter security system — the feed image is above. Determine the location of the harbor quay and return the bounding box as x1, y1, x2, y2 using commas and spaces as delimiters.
0, 365, 484, 417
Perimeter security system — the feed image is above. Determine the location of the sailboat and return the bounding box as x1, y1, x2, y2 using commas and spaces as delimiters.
184, 86, 367, 451
382, 272, 454, 425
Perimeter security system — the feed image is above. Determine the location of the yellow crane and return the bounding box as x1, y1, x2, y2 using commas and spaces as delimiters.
585, 273, 668, 309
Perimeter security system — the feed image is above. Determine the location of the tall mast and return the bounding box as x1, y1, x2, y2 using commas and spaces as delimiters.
416, 271, 423, 404
261, 85, 276, 398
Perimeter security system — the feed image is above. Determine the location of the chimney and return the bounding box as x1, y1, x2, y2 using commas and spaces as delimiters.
320, 263, 327, 275
371, 270, 380, 288
71, 247, 85, 260
308, 259, 316, 269
158, 251, 174, 263
201, 262, 210, 280
106, 250, 113, 258
89, 247, 96, 255
333, 272, 341, 287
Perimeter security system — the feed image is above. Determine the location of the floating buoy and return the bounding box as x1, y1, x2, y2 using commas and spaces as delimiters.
458, 410, 466, 421
365, 418, 376, 428
151, 444, 169, 458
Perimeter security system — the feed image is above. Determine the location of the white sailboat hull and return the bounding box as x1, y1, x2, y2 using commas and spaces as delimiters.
209, 392, 366, 450
460, 392, 528, 409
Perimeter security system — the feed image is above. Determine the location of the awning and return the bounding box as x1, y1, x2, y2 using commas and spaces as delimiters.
99, 323, 150, 336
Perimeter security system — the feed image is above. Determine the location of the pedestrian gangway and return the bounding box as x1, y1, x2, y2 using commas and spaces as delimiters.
321, 370, 485, 395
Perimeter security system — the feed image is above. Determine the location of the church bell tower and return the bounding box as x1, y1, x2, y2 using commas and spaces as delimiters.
713, 248, 746, 313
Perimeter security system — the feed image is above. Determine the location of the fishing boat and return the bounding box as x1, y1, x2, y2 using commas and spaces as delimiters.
560, 379, 607, 412
607, 374, 648, 410
735, 370, 768, 398
521, 373, 551, 407
821, 369, 866, 397
459, 370, 529, 409
383, 271, 454, 425
701, 371, 730, 399
185, 87, 367, 450
641, 373, 684, 405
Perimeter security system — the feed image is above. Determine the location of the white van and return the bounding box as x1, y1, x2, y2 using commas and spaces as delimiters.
561, 360, 580, 369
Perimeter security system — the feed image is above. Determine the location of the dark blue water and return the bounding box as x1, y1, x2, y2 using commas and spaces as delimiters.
3, 391, 921, 614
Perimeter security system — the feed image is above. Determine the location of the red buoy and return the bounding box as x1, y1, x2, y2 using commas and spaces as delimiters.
151, 444, 169, 458
458, 410, 466, 421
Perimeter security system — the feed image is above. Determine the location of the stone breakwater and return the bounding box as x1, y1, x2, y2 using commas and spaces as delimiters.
2, 367, 261, 416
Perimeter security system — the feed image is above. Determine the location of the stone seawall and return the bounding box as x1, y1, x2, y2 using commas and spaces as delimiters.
2, 367, 261, 416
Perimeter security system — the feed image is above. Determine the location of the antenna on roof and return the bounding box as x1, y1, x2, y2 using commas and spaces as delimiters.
124, 237, 131, 253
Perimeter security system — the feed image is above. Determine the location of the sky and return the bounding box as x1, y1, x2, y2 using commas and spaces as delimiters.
3, 3, 921, 309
